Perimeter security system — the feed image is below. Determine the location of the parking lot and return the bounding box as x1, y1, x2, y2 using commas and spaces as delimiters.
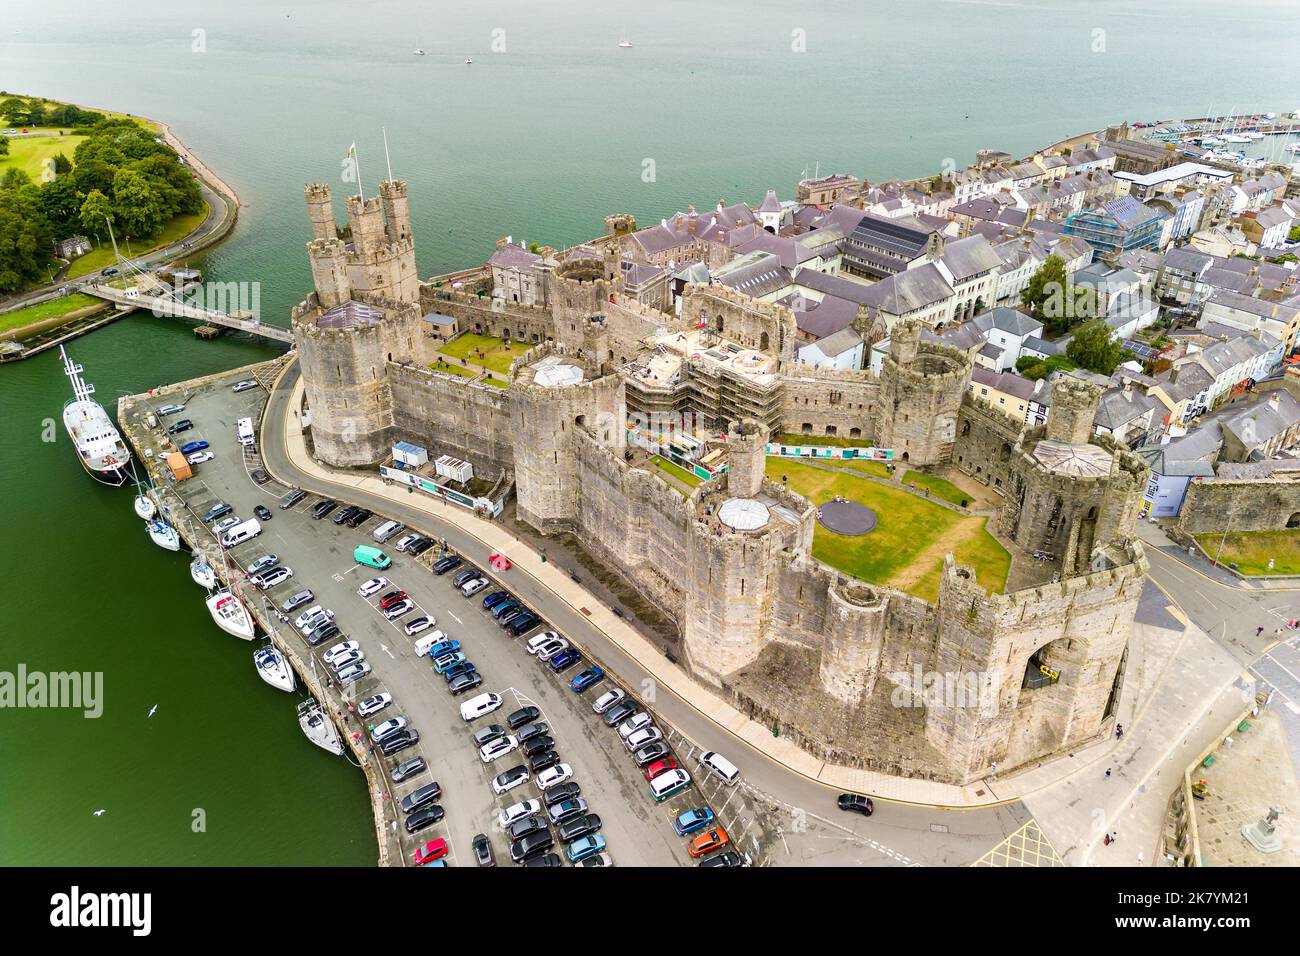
139, 371, 774, 866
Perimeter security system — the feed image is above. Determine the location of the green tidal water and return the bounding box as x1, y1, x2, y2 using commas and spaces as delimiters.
2, 0, 1299, 865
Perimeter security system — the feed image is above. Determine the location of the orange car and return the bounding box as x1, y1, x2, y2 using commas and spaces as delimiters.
687, 827, 730, 858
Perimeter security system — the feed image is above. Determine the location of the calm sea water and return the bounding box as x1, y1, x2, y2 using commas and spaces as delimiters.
2, 0, 1298, 865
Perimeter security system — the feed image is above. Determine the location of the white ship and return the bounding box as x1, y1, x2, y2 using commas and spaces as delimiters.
190, 557, 217, 589
254, 645, 296, 693
60, 346, 130, 486
146, 518, 181, 551
297, 698, 343, 756
206, 589, 256, 640
412, 48, 425, 55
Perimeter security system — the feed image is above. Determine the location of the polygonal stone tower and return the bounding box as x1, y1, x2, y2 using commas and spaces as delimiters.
876, 320, 973, 465
726, 419, 768, 497
1045, 376, 1102, 445
550, 257, 622, 352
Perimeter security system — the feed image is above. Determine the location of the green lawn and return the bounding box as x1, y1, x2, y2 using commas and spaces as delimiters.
902, 470, 970, 507
768, 458, 1010, 602
429, 361, 478, 379
651, 455, 703, 489
483, 375, 510, 389
0, 132, 87, 182
0, 292, 102, 333
1194, 531, 1300, 576
439, 332, 532, 375
776, 432, 873, 448
833, 459, 892, 479
66, 207, 208, 278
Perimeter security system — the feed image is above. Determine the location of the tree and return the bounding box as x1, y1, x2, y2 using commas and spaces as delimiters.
1021, 254, 1098, 335
1021, 254, 1068, 316
0, 185, 55, 292
52, 153, 71, 174
111, 168, 167, 238
79, 189, 114, 240
0, 135, 8, 157
1066, 319, 1129, 375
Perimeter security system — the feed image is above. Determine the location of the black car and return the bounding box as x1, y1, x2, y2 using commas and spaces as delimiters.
521, 735, 555, 759
528, 750, 560, 773
524, 853, 562, 868
166, 419, 193, 435
407, 537, 434, 556
202, 502, 232, 523
603, 701, 637, 727
633, 740, 672, 767
506, 706, 540, 730
510, 831, 554, 864
345, 508, 373, 528
507, 613, 542, 637
306, 623, 341, 647
380, 730, 420, 757
447, 672, 483, 695
279, 488, 305, 509
332, 505, 359, 525
498, 607, 527, 627
837, 793, 874, 816
432, 555, 463, 575
391, 756, 426, 783
404, 805, 444, 834
699, 851, 744, 868
472, 833, 495, 868
443, 662, 477, 683
452, 567, 481, 588
558, 813, 602, 843
310, 499, 338, 519
253, 505, 273, 521
508, 814, 549, 844
250, 469, 270, 485
543, 782, 582, 808
399, 781, 443, 814
516, 721, 549, 744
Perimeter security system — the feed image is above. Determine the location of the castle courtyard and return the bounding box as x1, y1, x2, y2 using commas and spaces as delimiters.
765, 457, 1011, 602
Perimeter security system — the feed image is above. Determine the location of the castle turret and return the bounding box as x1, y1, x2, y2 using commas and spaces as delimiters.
876, 320, 972, 465
726, 419, 768, 498
307, 238, 351, 308
305, 183, 337, 242
380, 179, 412, 244
551, 258, 621, 352
1045, 376, 1102, 445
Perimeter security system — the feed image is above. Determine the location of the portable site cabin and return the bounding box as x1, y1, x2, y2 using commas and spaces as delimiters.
435, 454, 473, 484
165, 451, 192, 480
393, 441, 429, 468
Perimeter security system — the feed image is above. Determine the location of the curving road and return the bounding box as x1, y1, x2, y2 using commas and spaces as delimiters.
261, 360, 1030, 866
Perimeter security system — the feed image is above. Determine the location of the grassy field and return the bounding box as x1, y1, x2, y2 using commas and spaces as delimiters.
65, 208, 207, 278
776, 432, 873, 448
651, 455, 703, 489
429, 360, 478, 379
0, 293, 102, 333
1193, 531, 1300, 576
768, 458, 1010, 601
483, 375, 510, 389
439, 332, 531, 375
831, 459, 891, 479
0, 132, 87, 182
902, 470, 970, 507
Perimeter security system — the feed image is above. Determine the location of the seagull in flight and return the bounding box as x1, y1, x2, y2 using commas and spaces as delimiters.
92, 809, 107, 817
147, 704, 158, 718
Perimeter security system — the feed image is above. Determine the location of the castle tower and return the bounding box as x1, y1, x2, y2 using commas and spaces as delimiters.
305, 183, 337, 242
726, 419, 768, 498
876, 320, 972, 465
380, 179, 412, 244
306, 238, 351, 309
819, 584, 887, 704
346, 194, 388, 257
1045, 376, 1102, 445
551, 258, 621, 352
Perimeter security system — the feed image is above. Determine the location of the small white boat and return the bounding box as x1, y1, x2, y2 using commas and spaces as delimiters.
206, 589, 256, 640
1246, 131, 1265, 140
254, 645, 296, 693
412, 48, 425, 55
618, 38, 632, 48
464, 56, 473, 64
190, 557, 217, 589
1287, 144, 1300, 154
1223, 134, 1251, 144
298, 698, 343, 756
133, 494, 156, 520
147, 519, 180, 551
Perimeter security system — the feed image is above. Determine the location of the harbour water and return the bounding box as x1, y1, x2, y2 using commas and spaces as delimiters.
2, 0, 1300, 864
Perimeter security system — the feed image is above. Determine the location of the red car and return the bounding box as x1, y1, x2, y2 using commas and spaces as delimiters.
378, 590, 409, 610
413, 838, 448, 866
643, 757, 679, 781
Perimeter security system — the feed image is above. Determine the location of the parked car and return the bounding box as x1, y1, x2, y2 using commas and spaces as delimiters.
383, 599, 414, 620
179, 440, 209, 454
202, 502, 233, 524
359, 693, 392, 719
453, 568, 481, 588
407, 537, 434, 556
673, 807, 716, 837
432, 555, 463, 575
253, 504, 273, 521
329, 650, 365, 673
447, 672, 483, 695
391, 755, 425, 783
558, 813, 602, 844
413, 838, 448, 866
498, 799, 542, 829
332, 506, 360, 525
281, 589, 315, 614
279, 488, 306, 509
157, 403, 185, 416
506, 706, 540, 729
212, 516, 240, 536
461, 578, 489, 598
542, 782, 581, 807
425, 638, 459, 659
529, 635, 568, 659
698, 850, 745, 868
471, 833, 495, 868
472, 723, 507, 749
166, 419, 193, 435
392, 532, 419, 552
404, 615, 434, 636
547, 798, 588, 825
404, 805, 444, 834
250, 469, 270, 485
837, 794, 874, 816
578, 853, 613, 868
479, 734, 519, 764
378, 590, 409, 610
535, 763, 573, 791
310, 499, 338, 519
548, 649, 581, 673
527, 750, 560, 773
624, 726, 662, 752
592, 688, 626, 714
618, 712, 654, 741
379, 728, 419, 756
232, 379, 259, 393
323, 640, 361, 666
491, 765, 530, 796
565, 834, 606, 864
516, 721, 549, 744
442, 662, 477, 683
570, 666, 604, 693
336, 661, 372, 685
603, 700, 637, 727
506, 612, 541, 636
305, 623, 340, 647
253, 566, 293, 590
357, 576, 388, 598
247, 554, 280, 575
508, 814, 548, 844
483, 591, 511, 610
633, 740, 672, 767
398, 781, 442, 813
344, 508, 372, 527
643, 758, 680, 781
510, 831, 554, 864
186, 451, 214, 464
432, 651, 467, 674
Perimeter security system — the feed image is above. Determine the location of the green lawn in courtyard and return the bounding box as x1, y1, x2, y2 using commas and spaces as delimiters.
768, 458, 1010, 602
1194, 530, 1300, 576
429, 361, 478, 379
833, 459, 891, 479
902, 470, 971, 507
439, 332, 532, 375
651, 455, 703, 489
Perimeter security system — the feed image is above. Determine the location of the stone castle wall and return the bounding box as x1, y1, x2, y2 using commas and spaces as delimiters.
387, 361, 515, 480
1176, 477, 1300, 534
955, 398, 1022, 491
781, 366, 880, 441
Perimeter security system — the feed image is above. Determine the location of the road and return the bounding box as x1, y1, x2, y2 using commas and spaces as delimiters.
259, 361, 1030, 866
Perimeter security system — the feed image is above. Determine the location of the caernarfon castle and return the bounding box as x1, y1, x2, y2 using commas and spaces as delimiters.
291, 180, 1149, 784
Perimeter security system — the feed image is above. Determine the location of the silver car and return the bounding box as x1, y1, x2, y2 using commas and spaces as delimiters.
336, 661, 372, 685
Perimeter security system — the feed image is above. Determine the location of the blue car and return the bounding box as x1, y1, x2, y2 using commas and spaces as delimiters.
673, 806, 716, 836
570, 667, 604, 693
180, 440, 210, 454
426, 639, 459, 659
549, 648, 581, 673
433, 651, 467, 673
565, 834, 606, 863
443, 661, 477, 682
483, 591, 511, 610
491, 599, 522, 619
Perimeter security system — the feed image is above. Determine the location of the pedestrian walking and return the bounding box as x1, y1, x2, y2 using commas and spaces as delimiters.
1136, 851, 1144, 866
1257, 625, 1265, 636
1110, 830, 1118, 844
1105, 767, 1112, 779
989, 761, 998, 778
1115, 724, 1124, 740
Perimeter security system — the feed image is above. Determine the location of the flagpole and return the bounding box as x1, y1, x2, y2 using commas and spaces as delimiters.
383, 127, 393, 183
353, 142, 364, 203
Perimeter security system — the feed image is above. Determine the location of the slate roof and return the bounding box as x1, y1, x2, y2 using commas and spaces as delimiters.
490, 245, 542, 270
861, 262, 954, 315
939, 235, 1003, 282
974, 306, 1042, 338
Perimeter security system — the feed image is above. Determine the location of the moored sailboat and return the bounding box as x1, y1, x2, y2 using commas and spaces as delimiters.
146, 518, 181, 551
254, 645, 296, 693
297, 698, 343, 756
190, 557, 217, 589
206, 589, 256, 640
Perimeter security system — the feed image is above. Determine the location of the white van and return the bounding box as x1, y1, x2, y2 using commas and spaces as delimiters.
698, 750, 740, 786
220, 518, 262, 549
460, 692, 503, 722
372, 519, 403, 543
236, 417, 255, 447
413, 630, 448, 658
